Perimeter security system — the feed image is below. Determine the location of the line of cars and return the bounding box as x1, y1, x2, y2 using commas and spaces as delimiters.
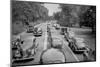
61, 27, 90, 55
59, 27, 96, 61
47, 22, 92, 61
27, 25, 43, 37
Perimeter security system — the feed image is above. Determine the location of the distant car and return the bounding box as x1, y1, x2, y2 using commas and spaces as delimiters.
68, 38, 89, 54
27, 26, 34, 33
33, 27, 42, 37
54, 24, 60, 30
60, 27, 68, 35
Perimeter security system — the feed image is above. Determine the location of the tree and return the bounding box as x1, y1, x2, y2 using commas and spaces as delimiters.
80, 6, 96, 33
12, 1, 48, 24
53, 4, 93, 28
12, 1, 48, 35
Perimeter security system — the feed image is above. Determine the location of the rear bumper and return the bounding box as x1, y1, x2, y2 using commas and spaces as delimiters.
12, 57, 34, 64
73, 49, 88, 54
33, 33, 42, 37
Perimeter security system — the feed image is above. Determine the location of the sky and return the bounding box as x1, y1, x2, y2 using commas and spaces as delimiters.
43, 3, 61, 16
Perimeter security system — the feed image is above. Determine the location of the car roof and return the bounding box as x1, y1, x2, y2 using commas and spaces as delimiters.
76, 42, 86, 48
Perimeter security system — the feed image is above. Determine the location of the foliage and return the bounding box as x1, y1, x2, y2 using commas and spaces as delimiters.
80, 6, 96, 32
12, 1, 48, 35
53, 4, 95, 27
12, 1, 48, 24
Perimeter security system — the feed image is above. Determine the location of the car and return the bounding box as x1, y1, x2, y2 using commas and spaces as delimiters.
60, 27, 68, 35
64, 32, 70, 42
53, 24, 60, 30
13, 49, 23, 58
68, 37, 89, 54
12, 38, 36, 64
12, 39, 24, 60
33, 27, 42, 37
52, 38, 63, 49
27, 25, 34, 33
12, 46, 35, 63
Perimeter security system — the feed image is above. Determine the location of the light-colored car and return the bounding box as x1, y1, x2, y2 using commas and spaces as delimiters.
52, 38, 63, 49
53, 24, 60, 30
33, 27, 42, 37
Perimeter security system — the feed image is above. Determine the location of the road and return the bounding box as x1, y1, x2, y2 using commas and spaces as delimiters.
49, 24, 83, 62
12, 21, 85, 66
